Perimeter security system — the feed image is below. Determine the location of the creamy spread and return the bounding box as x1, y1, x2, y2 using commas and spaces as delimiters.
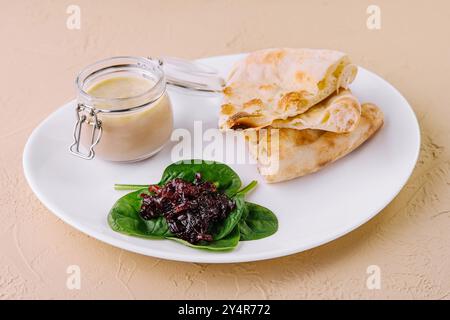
81, 75, 173, 162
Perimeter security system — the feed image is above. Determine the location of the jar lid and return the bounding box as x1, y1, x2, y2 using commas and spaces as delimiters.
158, 56, 225, 94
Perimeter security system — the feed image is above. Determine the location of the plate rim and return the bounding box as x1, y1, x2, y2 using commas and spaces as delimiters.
22, 53, 421, 263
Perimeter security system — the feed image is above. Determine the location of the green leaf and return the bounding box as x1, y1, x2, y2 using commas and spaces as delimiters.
211, 194, 246, 240
238, 202, 278, 241
167, 226, 240, 251
208, 181, 257, 240
108, 189, 173, 238
236, 180, 257, 196
114, 184, 149, 191
160, 160, 242, 197
108, 160, 279, 252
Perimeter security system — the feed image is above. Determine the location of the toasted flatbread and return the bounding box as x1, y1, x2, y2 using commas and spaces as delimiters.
245, 103, 384, 183
271, 89, 361, 133
219, 48, 358, 130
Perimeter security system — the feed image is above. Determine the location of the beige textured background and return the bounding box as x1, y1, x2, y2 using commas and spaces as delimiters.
1, 0, 449, 299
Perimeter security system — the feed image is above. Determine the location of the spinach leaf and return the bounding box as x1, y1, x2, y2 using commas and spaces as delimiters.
107, 181, 247, 244
238, 202, 278, 241
210, 181, 257, 240
109, 160, 279, 252
108, 189, 173, 238
211, 194, 245, 240
159, 160, 242, 197
167, 226, 240, 251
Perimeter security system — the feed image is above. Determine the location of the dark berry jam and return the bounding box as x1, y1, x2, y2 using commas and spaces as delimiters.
139, 173, 235, 244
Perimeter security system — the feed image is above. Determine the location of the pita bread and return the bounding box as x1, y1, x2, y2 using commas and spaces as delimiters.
219, 48, 358, 130
271, 89, 361, 133
245, 103, 384, 183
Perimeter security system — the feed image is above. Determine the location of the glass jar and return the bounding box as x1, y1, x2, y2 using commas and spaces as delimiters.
70, 56, 173, 162
70, 56, 225, 162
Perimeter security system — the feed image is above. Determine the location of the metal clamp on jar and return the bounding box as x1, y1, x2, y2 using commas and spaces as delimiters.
70, 56, 224, 162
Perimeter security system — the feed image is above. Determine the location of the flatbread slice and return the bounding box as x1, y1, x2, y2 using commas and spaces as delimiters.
245, 103, 384, 183
219, 48, 358, 130
271, 89, 361, 133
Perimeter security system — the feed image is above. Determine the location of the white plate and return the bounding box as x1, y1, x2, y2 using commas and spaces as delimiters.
23, 54, 420, 263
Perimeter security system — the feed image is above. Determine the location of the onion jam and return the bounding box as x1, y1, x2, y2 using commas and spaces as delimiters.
139, 173, 235, 244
